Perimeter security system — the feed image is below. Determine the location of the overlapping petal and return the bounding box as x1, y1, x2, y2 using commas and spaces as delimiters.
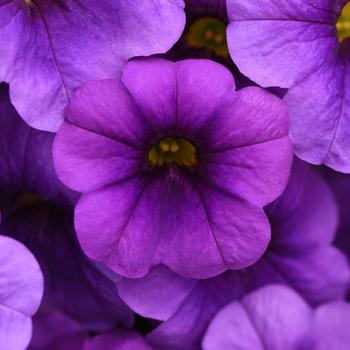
0, 0, 185, 131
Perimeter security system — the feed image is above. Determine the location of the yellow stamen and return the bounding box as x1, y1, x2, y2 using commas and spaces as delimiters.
337, 2, 350, 43
186, 17, 228, 58
170, 142, 180, 152
148, 137, 197, 168
214, 34, 224, 44
24, 0, 34, 6
205, 30, 214, 40
159, 141, 170, 152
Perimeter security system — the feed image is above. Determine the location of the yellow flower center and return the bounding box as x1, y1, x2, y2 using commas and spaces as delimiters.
186, 17, 228, 58
148, 137, 198, 167
337, 2, 350, 43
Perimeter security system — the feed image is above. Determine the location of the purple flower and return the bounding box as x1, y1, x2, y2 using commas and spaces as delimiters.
0, 235, 43, 350
226, 0, 350, 172
0, 0, 185, 131
202, 284, 350, 350
53, 58, 292, 279
0, 83, 133, 329
116, 159, 349, 350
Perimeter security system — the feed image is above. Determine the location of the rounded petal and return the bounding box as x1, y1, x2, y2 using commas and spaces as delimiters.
0, 0, 185, 131
75, 176, 161, 278
0, 236, 43, 350
63, 79, 149, 147
285, 48, 350, 172
117, 265, 196, 321
266, 247, 350, 305
266, 159, 338, 248
226, 0, 339, 87
202, 87, 292, 206
122, 58, 236, 137
203, 285, 312, 350
308, 302, 350, 350
54, 122, 143, 193
147, 272, 244, 350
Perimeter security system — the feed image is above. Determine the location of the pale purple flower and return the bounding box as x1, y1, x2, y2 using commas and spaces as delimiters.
203, 285, 350, 350
227, 0, 350, 172
0, 235, 43, 350
0, 0, 185, 131
53, 58, 292, 279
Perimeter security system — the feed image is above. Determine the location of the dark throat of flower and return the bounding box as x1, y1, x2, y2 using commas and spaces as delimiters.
148, 137, 198, 168
337, 2, 350, 43
185, 17, 229, 58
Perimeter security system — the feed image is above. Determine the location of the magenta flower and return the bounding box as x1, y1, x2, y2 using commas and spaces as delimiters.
0, 0, 185, 131
203, 285, 350, 350
53, 58, 292, 279
227, 0, 350, 172
0, 235, 43, 350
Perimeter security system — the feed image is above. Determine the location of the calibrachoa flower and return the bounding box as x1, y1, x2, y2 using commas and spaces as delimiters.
0, 235, 43, 350
117, 160, 349, 350
0, 83, 133, 329
227, 0, 350, 172
0, 0, 185, 131
54, 58, 293, 279
202, 285, 350, 350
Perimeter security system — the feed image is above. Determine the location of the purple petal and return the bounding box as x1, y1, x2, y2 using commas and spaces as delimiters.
285, 46, 350, 171
266, 246, 350, 305
117, 265, 196, 320
266, 159, 338, 248
0, 236, 43, 350
147, 272, 244, 350
0, 0, 185, 131
308, 302, 350, 349
122, 59, 236, 137
203, 87, 292, 206
226, 0, 339, 87
202, 285, 312, 350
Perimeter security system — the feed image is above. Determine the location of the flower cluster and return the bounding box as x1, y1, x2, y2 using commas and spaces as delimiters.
1, 0, 350, 349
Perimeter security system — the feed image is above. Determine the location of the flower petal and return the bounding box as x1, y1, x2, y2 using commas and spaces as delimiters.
0, 236, 43, 350
117, 265, 196, 321
54, 122, 143, 193
202, 87, 292, 206
122, 59, 236, 137
227, 0, 339, 87
285, 47, 350, 172
203, 285, 312, 350
0, 0, 185, 131
308, 302, 350, 349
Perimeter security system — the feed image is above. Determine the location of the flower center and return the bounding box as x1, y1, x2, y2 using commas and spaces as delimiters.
148, 137, 198, 167
13, 192, 42, 207
186, 17, 228, 58
337, 2, 350, 43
